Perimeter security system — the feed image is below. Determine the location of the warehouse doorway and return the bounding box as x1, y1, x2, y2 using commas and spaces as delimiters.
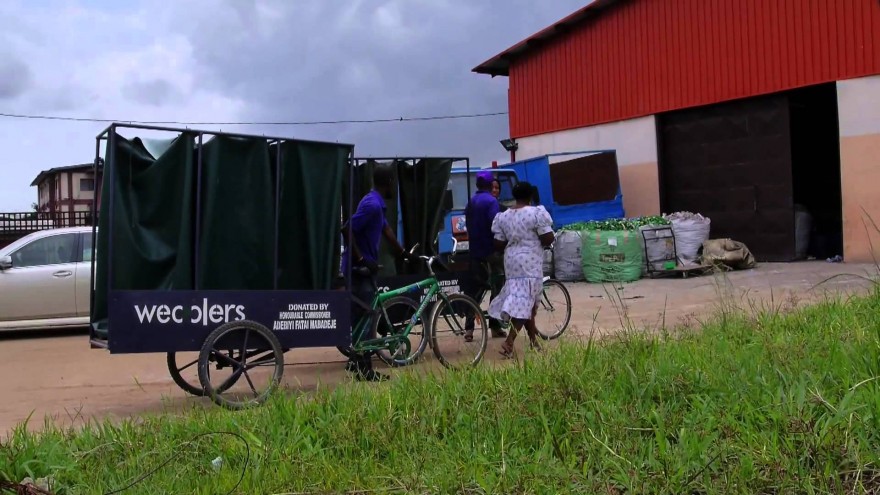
789, 83, 843, 260
657, 84, 842, 262
658, 93, 796, 261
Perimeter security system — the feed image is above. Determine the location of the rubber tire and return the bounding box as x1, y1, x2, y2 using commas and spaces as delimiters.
168, 352, 243, 396
535, 279, 572, 341
375, 296, 429, 367
197, 320, 284, 410
166, 352, 205, 396
429, 293, 488, 369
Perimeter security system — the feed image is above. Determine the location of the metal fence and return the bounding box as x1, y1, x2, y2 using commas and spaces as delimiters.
0, 211, 94, 248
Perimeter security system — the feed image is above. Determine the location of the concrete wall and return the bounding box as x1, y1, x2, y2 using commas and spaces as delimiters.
516, 116, 660, 217
38, 182, 50, 209
62, 174, 70, 211
837, 75, 880, 263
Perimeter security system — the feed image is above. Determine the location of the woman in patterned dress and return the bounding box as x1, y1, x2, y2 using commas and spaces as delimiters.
488, 182, 555, 357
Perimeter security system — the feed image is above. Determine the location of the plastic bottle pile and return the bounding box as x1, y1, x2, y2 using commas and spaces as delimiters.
552, 213, 711, 282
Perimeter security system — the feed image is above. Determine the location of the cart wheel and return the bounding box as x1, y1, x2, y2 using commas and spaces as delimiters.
168, 352, 242, 397
167, 352, 205, 396
197, 320, 284, 410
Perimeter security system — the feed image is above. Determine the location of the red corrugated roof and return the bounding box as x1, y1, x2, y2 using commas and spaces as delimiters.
476, 0, 880, 138
472, 0, 621, 77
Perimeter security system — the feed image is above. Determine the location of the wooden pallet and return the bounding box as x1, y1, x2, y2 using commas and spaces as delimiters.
647, 263, 713, 279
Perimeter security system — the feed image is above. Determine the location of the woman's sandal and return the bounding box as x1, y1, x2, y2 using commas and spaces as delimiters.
499, 342, 515, 359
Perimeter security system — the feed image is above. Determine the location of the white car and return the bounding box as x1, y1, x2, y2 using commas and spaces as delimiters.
0, 227, 94, 331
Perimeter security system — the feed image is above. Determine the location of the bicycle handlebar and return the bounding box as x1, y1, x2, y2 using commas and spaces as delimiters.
418, 255, 439, 276
352, 243, 441, 278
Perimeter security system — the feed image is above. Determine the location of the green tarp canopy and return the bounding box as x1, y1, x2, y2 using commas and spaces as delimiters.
92, 131, 352, 335
397, 158, 453, 266
92, 128, 458, 337
275, 140, 350, 290
92, 133, 196, 327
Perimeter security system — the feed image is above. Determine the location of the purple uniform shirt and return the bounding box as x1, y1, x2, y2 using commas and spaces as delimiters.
342, 190, 388, 275
465, 190, 500, 261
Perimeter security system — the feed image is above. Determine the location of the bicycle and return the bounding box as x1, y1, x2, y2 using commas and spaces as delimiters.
338, 247, 489, 369
453, 239, 572, 340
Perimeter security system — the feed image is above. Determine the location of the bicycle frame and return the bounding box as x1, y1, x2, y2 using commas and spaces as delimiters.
350, 274, 446, 353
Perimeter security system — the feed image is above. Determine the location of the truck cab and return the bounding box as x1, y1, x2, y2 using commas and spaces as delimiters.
435, 150, 626, 262
437, 168, 519, 261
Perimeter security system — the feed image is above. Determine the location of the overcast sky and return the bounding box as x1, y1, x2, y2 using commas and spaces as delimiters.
0, 0, 588, 210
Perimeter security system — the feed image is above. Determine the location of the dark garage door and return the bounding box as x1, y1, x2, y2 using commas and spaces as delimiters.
658, 94, 795, 261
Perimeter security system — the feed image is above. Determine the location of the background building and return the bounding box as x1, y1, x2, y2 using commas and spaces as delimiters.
0, 162, 103, 247
31, 163, 101, 218
475, 0, 880, 262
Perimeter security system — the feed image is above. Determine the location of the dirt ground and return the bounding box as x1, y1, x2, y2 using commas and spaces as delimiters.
1, 261, 876, 436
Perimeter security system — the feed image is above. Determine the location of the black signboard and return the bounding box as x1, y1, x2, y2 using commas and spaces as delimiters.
108, 290, 350, 353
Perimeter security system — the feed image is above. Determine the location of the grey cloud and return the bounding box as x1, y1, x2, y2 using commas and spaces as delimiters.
166, 0, 587, 164
0, 52, 34, 99
122, 78, 182, 107
44, 88, 94, 112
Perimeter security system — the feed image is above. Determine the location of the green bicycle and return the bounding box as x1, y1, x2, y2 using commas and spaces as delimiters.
338, 252, 489, 369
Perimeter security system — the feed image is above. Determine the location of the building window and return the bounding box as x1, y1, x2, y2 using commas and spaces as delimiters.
80, 178, 95, 192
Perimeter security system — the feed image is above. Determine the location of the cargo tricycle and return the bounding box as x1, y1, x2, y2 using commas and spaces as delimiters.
88, 124, 486, 409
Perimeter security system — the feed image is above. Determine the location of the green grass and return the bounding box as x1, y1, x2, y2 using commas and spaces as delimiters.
3, 292, 880, 494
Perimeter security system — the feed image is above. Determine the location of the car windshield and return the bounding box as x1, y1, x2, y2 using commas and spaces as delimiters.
447, 171, 517, 210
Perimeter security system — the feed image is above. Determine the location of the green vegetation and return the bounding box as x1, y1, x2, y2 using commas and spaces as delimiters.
3, 292, 880, 494
563, 215, 670, 232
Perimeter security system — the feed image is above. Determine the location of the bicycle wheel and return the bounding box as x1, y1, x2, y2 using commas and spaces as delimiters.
535, 279, 572, 340
375, 296, 428, 367
430, 293, 488, 369
197, 320, 284, 410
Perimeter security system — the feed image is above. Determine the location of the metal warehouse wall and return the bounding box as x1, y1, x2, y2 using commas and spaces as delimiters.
508, 0, 880, 138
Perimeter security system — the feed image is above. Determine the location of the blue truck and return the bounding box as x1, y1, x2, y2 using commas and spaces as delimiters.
437, 150, 626, 260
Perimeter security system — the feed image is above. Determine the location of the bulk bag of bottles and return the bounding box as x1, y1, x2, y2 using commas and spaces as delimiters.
580, 229, 644, 283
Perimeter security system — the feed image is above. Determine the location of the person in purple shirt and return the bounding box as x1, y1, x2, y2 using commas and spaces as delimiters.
464, 170, 506, 338
341, 165, 408, 381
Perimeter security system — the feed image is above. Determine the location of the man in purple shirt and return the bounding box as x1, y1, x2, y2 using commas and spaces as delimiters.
341, 165, 408, 381
464, 170, 506, 338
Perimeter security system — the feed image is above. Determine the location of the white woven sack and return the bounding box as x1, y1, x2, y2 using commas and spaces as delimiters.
664, 212, 711, 266
553, 230, 585, 281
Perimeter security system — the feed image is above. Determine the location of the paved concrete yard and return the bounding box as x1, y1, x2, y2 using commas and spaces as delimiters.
0, 262, 875, 434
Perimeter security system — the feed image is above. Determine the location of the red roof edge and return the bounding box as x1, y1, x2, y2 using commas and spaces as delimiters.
472, 0, 622, 77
